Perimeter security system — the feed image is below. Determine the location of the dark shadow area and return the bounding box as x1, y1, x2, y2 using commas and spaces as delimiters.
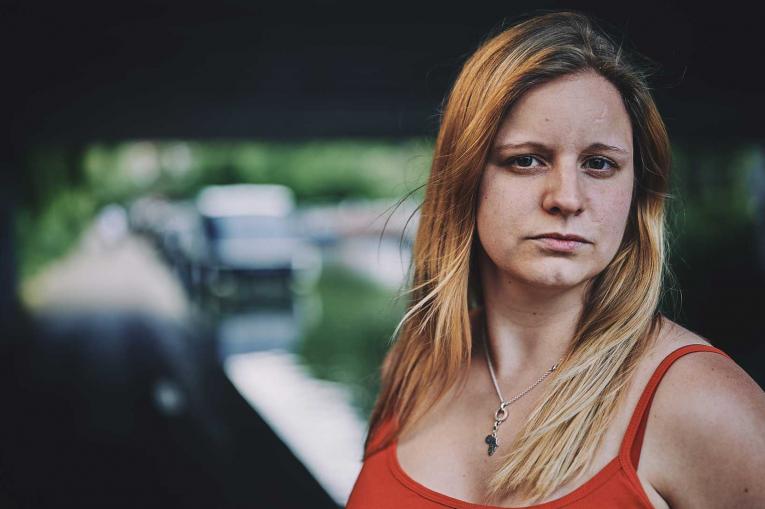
0, 310, 338, 508
668, 226, 765, 388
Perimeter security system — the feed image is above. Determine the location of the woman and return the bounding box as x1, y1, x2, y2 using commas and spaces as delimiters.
347, 11, 765, 508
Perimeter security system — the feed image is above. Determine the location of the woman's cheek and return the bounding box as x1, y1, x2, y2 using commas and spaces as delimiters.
593, 190, 633, 254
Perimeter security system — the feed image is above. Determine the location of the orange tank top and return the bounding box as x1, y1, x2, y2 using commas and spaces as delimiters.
347, 344, 731, 508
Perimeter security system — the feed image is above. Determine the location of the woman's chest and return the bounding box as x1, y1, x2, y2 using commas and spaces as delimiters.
395, 416, 619, 504
395, 375, 670, 507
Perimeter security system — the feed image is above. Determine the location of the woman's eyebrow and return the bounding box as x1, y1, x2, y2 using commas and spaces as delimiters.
494, 141, 550, 152
493, 141, 629, 155
584, 142, 630, 155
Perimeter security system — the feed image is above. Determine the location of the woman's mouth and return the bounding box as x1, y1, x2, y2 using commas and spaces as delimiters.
530, 236, 589, 253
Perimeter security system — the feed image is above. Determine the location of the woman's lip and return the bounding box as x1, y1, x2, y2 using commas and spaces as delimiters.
531, 237, 588, 252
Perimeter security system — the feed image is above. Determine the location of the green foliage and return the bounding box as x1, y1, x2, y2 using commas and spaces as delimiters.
667, 143, 758, 245
659, 142, 761, 322
665, 143, 759, 270
15, 187, 98, 282
79, 139, 432, 204
17, 139, 433, 283
296, 263, 407, 420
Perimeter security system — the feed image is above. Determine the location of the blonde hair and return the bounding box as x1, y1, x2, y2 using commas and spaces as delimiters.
364, 10, 672, 505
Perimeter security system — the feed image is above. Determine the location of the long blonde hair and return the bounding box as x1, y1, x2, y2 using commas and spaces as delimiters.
364, 10, 672, 505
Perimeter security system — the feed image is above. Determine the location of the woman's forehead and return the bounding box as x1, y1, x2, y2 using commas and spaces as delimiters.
495, 72, 633, 153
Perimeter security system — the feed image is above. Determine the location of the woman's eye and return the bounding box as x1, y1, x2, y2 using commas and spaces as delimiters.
507, 155, 543, 168
584, 157, 616, 171
504, 155, 618, 173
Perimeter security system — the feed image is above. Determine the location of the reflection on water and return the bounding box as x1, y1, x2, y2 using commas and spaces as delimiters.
204, 237, 408, 505
215, 305, 301, 357
212, 257, 405, 504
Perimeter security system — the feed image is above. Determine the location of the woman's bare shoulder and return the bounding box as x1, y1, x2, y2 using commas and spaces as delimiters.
653, 315, 713, 350
645, 316, 765, 508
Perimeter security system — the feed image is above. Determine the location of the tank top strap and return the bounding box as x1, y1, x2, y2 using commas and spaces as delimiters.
619, 343, 732, 469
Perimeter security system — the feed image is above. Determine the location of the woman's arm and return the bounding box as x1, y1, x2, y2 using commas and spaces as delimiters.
649, 351, 765, 508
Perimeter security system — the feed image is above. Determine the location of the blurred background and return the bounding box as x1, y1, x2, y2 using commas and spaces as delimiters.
1, 1, 763, 508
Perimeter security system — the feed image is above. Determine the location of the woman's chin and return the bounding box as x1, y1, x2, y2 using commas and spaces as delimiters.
511, 267, 593, 293
480, 254, 600, 294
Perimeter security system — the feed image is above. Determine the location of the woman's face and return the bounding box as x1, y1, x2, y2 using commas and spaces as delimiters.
476, 70, 634, 292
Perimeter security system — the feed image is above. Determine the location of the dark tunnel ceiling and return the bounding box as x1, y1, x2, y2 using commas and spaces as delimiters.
6, 1, 765, 144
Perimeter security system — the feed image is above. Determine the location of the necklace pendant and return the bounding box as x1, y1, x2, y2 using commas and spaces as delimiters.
485, 433, 499, 456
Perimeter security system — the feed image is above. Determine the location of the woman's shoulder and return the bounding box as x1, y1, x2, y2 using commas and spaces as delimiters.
644, 316, 765, 507
647, 316, 759, 427
645, 316, 758, 397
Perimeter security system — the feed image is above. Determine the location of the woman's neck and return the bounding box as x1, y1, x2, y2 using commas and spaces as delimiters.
476, 261, 587, 380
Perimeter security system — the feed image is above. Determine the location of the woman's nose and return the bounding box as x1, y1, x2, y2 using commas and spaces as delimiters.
541, 166, 584, 217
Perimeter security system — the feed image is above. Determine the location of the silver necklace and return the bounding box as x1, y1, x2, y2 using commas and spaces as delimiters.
482, 320, 564, 456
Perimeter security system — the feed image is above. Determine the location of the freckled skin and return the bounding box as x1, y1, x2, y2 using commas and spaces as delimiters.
476, 71, 634, 292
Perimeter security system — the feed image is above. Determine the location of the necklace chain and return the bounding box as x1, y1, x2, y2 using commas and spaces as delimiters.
483, 337, 562, 405
481, 317, 564, 456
